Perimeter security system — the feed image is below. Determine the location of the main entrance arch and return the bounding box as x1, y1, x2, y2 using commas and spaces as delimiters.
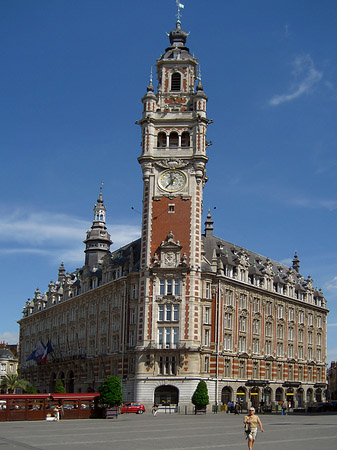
154, 385, 179, 405
221, 386, 232, 404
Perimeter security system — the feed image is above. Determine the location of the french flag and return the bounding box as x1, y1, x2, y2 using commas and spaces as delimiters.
40, 340, 54, 363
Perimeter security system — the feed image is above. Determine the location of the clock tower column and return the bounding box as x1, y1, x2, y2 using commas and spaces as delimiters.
137, 19, 210, 356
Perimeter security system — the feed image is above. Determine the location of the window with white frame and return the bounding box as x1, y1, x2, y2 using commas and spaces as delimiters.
298, 346, 304, 360
130, 308, 136, 325
239, 335, 246, 353
288, 327, 294, 341
253, 297, 260, 313
224, 312, 232, 329
131, 283, 138, 299
308, 313, 313, 326
308, 331, 313, 345
205, 306, 211, 324
265, 363, 271, 380
277, 304, 284, 319
277, 324, 283, 339
265, 322, 272, 337
204, 328, 210, 347
317, 348, 321, 362
239, 360, 246, 378
204, 356, 209, 372
277, 364, 282, 379
298, 310, 304, 323
205, 282, 211, 299
308, 366, 312, 381
158, 327, 179, 349
288, 307, 294, 321
159, 279, 180, 296
159, 356, 176, 375
158, 304, 179, 322
252, 319, 260, 334
266, 301, 273, 316
277, 342, 283, 357
224, 333, 232, 351
317, 333, 322, 346
298, 329, 304, 342
265, 339, 272, 356
225, 289, 233, 306
288, 364, 294, 380
308, 347, 313, 360
252, 361, 259, 378
317, 316, 322, 328
287, 344, 294, 358
224, 359, 231, 377
239, 293, 247, 309
239, 316, 247, 332
252, 338, 259, 354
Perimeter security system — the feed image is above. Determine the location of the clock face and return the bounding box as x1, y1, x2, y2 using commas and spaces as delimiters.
159, 170, 186, 192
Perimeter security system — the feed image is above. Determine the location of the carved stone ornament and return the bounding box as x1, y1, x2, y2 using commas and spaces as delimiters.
155, 159, 189, 170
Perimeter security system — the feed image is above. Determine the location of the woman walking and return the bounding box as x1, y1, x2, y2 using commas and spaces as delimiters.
243, 407, 264, 450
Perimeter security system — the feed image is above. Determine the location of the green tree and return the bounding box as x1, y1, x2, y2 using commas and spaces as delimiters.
54, 379, 66, 393
24, 383, 38, 394
99, 376, 123, 407
191, 380, 209, 410
1, 375, 30, 394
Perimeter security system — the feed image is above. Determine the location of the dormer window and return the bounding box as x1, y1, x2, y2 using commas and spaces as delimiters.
171, 72, 181, 91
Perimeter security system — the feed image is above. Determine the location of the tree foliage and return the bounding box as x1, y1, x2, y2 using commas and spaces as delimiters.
1, 375, 30, 394
191, 380, 209, 408
99, 376, 123, 407
54, 379, 66, 393
24, 383, 38, 394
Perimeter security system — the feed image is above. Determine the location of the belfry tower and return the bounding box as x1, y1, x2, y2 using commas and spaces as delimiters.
137, 13, 210, 358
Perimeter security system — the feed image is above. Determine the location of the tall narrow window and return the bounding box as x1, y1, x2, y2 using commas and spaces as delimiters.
157, 131, 167, 148
169, 131, 179, 147
181, 131, 190, 147
171, 72, 181, 91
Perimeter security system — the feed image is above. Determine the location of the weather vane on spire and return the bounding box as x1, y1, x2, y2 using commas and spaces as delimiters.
176, 0, 185, 22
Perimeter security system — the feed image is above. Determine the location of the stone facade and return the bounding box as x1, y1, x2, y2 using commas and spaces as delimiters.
18, 18, 328, 411
0, 343, 19, 391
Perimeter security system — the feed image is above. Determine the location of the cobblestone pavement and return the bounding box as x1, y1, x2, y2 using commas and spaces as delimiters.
0, 412, 336, 450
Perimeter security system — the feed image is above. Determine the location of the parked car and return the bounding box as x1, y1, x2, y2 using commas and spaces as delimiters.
120, 402, 145, 414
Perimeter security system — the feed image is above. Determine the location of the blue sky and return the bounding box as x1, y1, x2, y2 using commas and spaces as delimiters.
1, 0, 337, 366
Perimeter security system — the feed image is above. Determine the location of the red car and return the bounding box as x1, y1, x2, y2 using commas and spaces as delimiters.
121, 402, 145, 414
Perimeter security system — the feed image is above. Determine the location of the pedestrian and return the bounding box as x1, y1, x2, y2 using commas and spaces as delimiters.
281, 401, 287, 415
234, 402, 240, 415
54, 404, 61, 421
243, 407, 264, 450
151, 402, 159, 416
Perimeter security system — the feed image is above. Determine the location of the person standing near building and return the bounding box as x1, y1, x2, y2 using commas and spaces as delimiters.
244, 407, 264, 450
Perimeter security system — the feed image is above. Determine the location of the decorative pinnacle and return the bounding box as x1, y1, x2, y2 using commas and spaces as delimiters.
176, 0, 184, 23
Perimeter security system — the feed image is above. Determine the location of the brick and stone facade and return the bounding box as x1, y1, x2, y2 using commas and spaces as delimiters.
18, 17, 328, 411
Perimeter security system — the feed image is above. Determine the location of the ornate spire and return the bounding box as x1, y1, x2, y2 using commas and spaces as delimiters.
292, 251, 300, 273
84, 185, 112, 269
204, 210, 214, 237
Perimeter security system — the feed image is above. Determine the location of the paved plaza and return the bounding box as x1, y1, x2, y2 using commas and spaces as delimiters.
0, 412, 336, 450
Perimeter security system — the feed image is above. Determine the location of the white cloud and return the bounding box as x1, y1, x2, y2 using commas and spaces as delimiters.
325, 276, 337, 291
269, 54, 323, 106
328, 323, 337, 327
0, 208, 140, 266
0, 331, 19, 344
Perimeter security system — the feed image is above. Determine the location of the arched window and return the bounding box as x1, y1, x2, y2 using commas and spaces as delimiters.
171, 72, 181, 91
169, 132, 179, 147
181, 131, 190, 147
157, 132, 167, 148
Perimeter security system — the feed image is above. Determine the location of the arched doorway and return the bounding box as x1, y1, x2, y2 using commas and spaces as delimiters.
221, 386, 232, 405
236, 386, 247, 409
286, 388, 294, 407
306, 388, 314, 406
250, 387, 260, 410
275, 387, 284, 403
154, 385, 179, 405
315, 388, 322, 402
66, 370, 75, 393
263, 387, 272, 411
297, 388, 304, 407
